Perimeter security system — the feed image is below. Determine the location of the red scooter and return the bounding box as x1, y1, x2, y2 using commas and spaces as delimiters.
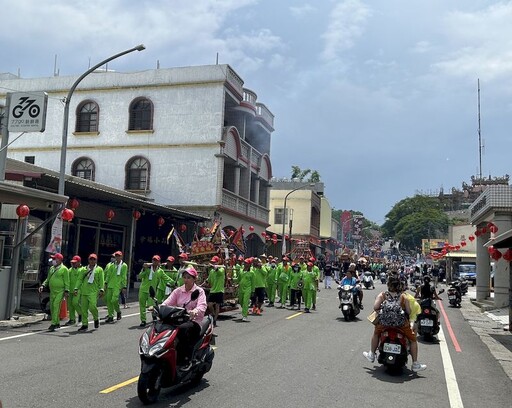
377, 327, 409, 374
137, 288, 215, 405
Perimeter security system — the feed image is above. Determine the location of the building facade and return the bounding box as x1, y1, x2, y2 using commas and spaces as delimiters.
0, 64, 274, 248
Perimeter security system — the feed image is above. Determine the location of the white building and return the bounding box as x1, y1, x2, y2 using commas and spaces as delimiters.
1, 65, 274, 244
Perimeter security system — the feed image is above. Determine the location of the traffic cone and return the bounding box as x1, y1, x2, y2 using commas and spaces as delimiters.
59, 297, 68, 319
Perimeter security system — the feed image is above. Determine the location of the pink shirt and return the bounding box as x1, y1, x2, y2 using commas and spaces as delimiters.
162, 284, 207, 324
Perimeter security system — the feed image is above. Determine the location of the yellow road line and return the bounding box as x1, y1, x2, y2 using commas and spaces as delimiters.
100, 346, 217, 394
100, 376, 139, 394
286, 312, 303, 320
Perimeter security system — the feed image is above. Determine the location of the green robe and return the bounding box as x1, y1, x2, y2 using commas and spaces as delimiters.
42, 264, 70, 326
74, 265, 104, 328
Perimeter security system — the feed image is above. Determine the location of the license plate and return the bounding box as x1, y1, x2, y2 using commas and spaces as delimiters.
383, 343, 401, 354
420, 318, 434, 327
448, 295, 455, 300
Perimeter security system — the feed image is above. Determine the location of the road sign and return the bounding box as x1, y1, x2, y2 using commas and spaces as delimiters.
8, 92, 48, 132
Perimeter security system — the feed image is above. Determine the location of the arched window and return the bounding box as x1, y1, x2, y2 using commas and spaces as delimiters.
72, 157, 95, 181
75, 101, 99, 132
128, 97, 153, 131
125, 156, 150, 191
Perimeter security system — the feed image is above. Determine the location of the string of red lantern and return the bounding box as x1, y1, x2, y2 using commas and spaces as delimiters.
16, 204, 30, 218
68, 198, 79, 211
61, 208, 74, 222
106, 209, 115, 221
133, 210, 141, 221
157, 217, 165, 227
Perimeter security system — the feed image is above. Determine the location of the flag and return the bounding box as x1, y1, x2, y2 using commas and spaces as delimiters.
230, 226, 246, 254
46, 213, 63, 253
209, 221, 220, 239
166, 227, 175, 245
211, 225, 223, 245
173, 229, 186, 253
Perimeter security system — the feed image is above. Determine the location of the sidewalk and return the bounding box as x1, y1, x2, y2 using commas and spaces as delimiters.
462, 286, 512, 381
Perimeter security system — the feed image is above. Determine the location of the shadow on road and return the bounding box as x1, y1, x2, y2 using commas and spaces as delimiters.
123, 379, 211, 407
363, 366, 425, 384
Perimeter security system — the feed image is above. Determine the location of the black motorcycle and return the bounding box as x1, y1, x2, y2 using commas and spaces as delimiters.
416, 290, 443, 340
447, 281, 463, 307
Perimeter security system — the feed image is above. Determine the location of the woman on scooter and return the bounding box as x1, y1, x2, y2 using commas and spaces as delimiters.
162, 267, 207, 371
363, 274, 427, 372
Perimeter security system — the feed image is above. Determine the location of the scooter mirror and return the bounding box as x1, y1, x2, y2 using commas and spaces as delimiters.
191, 289, 200, 301
149, 286, 156, 298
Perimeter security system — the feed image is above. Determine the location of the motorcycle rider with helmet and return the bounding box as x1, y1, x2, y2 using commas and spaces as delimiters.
340, 264, 363, 309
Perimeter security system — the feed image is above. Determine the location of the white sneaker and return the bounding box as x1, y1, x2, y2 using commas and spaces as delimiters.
363, 351, 375, 363
242, 317, 248, 322
412, 362, 427, 372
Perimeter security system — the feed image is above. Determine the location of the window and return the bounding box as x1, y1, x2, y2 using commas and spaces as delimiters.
128, 98, 153, 131
72, 157, 95, 181
274, 208, 289, 225
24, 156, 35, 164
76, 101, 99, 132
125, 156, 150, 191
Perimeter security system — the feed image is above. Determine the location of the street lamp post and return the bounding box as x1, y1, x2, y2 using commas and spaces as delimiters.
281, 183, 314, 255
58, 44, 145, 195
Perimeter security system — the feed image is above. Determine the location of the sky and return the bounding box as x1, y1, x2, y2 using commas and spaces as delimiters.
2, 0, 512, 225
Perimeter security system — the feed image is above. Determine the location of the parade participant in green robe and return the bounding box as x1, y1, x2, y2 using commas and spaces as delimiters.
75, 253, 104, 331
289, 263, 304, 310
65, 255, 84, 326
277, 257, 291, 308
265, 257, 279, 307
155, 256, 177, 303
235, 258, 255, 321
138, 255, 162, 327
309, 257, 321, 310
39, 253, 69, 331
251, 258, 268, 315
104, 250, 128, 322
302, 262, 317, 313
207, 255, 225, 327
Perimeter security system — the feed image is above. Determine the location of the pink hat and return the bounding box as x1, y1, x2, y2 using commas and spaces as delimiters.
210, 256, 220, 263
114, 251, 123, 256
51, 253, 64, 261
88, 253, 97, 260
166, 256, 175, 263
179, 253, 189, 260
183, 267, 198, 278
71, 255, 81, 263
152, 255, 161, 262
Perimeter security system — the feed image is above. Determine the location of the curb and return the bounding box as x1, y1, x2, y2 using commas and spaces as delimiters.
0, 313, 45, 328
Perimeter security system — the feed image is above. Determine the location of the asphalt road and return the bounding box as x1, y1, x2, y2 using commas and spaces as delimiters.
0, 281, 510, 408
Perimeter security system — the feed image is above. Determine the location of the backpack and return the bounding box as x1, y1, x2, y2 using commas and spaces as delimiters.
378, 291, 406, 327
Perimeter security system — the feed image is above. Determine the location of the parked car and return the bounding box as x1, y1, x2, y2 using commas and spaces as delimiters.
457, 264, 476, 286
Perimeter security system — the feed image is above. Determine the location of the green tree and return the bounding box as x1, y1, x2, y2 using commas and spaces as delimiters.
290, 166, 320, 182
308, 170, 321, 182
383, 195, 449, 250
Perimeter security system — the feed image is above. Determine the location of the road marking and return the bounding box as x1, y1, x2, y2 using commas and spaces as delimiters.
100, 346, 217, 394
0, 332, 36, 342
438, 300, 462, 352
286, 312, 303, 320
100, 376, 139, 394
438, 326, 464, 408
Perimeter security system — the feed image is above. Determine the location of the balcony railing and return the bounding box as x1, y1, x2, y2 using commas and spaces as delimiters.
256, 103, 274, 129
226, 66, 244, 96
222, 189, 269, 223
243, 89, 257, 107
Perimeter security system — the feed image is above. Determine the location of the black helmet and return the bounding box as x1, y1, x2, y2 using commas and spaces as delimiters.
424, 276, 431, 283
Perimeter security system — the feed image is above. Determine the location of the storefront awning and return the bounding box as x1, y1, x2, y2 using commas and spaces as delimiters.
483, 228, 512, 249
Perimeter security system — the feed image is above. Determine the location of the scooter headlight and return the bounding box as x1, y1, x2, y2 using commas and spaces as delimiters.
148, 338, 169, 357
140, 332, 150, 355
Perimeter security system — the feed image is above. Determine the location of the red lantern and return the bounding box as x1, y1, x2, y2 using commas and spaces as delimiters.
249, 225, 255, 232
285, 234, 289, 240
455, 245, 460, 250
261, 231, 267, 238
16, 204, 30, 218
475, 229, 482, 237
106, 209, 115, 221
272, 238, 278, 244
489, 225, 498, 234
481, 227, 487, 234
241, 228, 245, 234
180, 224, 187, 233
503, 249, 512, 262
199, 227, 206, 236
61, 208, 74, 222
68, 198, 79, 211
132, 210, 142, 221
460, 241, 467, 247
157, 217, 165, 227
272, 234, 277, 239
492, 249, 502, 261
468, 235, 475, 242
487, 246, 495, 255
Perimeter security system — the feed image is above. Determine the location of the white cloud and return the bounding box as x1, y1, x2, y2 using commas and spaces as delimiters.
320, 0, 372, 61
290, 4, 317, 18
411, 41, 432, 54
432, 2, 512, 80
